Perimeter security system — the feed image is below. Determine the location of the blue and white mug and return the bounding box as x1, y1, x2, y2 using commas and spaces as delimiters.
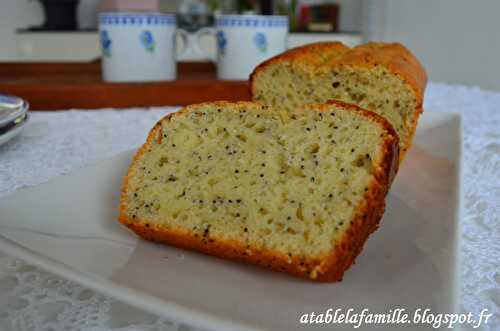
99, 12, 188, 82
196, 15, 288, 80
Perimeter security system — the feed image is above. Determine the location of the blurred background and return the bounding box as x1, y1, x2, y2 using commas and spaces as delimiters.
0, 0, 499, 91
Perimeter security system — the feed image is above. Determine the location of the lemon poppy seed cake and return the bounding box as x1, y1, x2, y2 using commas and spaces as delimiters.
250, 42, 427, 161
119, 101, 399, 282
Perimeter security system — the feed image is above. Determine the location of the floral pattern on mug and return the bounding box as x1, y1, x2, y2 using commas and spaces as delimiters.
140, 30, 155, 53
216, 31, 227, 55
100, 30, 112, 57
254, 32, 267, 53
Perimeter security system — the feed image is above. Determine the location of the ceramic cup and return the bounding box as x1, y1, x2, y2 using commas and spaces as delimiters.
196, 15, 288, 80
98, 12, 188, 82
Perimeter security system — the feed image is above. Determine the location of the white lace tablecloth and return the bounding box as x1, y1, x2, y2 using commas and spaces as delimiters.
0, 82, 498, 331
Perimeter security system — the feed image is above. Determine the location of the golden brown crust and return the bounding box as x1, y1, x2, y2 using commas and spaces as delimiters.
249, 41, 426, 161
119, 101, 399, 282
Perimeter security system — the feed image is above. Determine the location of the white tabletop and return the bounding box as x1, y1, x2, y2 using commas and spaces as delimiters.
0, 82, 499, 331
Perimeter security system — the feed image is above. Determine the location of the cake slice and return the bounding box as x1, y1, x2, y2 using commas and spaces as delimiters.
250, 42, 426, 161
119, 101, 399, 282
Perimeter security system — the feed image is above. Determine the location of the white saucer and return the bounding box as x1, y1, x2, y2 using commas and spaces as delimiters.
0, 111, 462, 331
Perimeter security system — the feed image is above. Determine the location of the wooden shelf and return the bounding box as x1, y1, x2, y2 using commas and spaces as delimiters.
0, 62, 251, 110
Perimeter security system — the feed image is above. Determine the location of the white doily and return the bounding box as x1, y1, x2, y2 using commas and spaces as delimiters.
0, 83, 499, 330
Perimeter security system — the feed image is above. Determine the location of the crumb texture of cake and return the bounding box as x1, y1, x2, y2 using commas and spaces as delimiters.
119, 101, 399, 281
250, 42, 427, 160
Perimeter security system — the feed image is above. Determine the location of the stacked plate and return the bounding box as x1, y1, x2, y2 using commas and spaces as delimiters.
0, 94, 29, 146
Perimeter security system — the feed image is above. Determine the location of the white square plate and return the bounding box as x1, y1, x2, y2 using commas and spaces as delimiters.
0, 111, 462, 331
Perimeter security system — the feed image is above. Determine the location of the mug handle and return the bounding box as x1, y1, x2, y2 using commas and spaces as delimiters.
195, 27, 217, 62
176, 29, 190, 58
